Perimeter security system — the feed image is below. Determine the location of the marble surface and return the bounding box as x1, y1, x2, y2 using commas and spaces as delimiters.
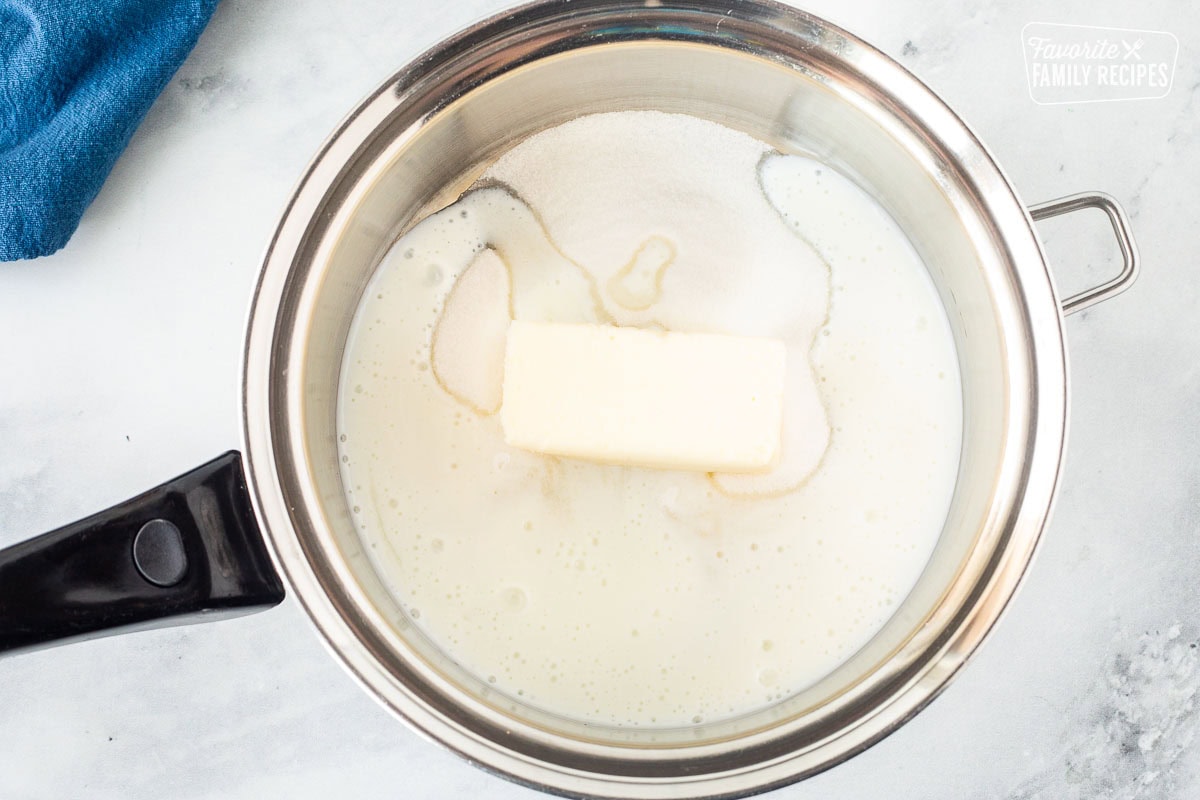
1, 0, 1196, 797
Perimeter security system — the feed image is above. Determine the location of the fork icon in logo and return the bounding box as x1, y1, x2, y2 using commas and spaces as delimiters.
1122, 38, 1145, 60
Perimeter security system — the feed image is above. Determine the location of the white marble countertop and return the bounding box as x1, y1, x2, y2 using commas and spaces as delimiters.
1, 1, 1196, 797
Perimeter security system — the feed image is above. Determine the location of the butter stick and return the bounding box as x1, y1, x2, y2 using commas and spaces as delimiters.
500, 321, 786, 472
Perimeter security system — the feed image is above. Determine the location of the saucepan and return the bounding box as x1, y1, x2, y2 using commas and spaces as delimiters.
0, 1, 1139, 797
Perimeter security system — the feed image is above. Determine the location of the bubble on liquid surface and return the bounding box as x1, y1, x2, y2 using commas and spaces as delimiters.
500, 587, 528, 613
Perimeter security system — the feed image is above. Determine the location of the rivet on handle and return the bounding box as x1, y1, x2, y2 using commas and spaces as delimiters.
1028, 191, 1141, 316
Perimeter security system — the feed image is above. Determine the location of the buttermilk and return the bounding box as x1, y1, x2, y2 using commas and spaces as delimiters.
336, 111, 962, 727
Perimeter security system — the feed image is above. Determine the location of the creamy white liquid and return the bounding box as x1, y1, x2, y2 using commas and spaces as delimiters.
337, 111, 962, 727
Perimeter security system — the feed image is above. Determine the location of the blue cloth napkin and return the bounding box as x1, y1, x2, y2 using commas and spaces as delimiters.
0, 0, 219, 261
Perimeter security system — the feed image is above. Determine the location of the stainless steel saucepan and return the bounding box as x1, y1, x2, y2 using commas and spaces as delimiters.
0, 1, 1139, 797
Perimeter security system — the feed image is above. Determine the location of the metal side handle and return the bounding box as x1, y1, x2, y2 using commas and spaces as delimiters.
1028, 191, 1140, 316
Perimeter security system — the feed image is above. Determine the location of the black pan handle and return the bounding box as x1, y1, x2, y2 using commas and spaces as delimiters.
0, 452, 284, 655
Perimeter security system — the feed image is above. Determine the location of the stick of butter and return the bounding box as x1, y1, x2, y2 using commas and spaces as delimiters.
500, 321, 786, 472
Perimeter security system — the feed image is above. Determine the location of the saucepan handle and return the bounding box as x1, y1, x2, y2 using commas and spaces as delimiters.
0, 452, 283, 656
1028, 191, 1141, 316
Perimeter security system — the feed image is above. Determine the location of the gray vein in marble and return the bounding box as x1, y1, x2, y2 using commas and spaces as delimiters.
1000, 626, 1199, 800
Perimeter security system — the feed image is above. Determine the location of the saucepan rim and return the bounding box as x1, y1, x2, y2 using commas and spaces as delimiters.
240, 1, 1068, 797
